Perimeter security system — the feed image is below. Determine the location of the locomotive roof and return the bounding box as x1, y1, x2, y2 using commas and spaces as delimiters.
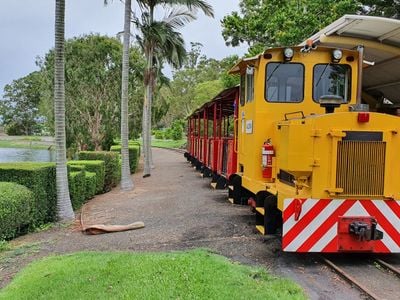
189, 86, 238, 119
303, 14, 400, 105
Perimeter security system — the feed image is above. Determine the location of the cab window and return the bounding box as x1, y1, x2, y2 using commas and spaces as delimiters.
313, 64, 351, 102
265, 63, 304, 103
240, 74, 245, 106
246, 66, 254, 103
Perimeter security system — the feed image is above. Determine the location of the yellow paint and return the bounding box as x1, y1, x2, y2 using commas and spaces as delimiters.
256, 225, 265, 235
228, 198, 234, 204
256, 207, 265, 215
230, 46, 400, 211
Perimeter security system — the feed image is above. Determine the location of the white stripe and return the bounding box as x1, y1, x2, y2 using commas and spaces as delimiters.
283, 199, 320, 235
344, 201, 399, 253
285, 200, 344, 252
283, 198, 294, 210
371, 200, 400, 231
309, 223, 338, 252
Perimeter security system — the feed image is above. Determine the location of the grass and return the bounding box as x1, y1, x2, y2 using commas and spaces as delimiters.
0, 249, 305, 300
151, 139, 186, 149
0, 137, 53, 150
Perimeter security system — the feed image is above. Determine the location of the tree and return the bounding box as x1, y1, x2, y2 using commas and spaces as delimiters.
221, 0, 360, 54
135, 0, 214, 177
0, 72, 44, 135
38, 35, 145, 152
54, 0, 74, 222
362, 0, 400, 18
160, 44, 238, 124
120, 0, 134, 190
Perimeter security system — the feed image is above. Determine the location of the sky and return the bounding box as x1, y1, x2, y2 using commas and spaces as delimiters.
0, 0, 247, 96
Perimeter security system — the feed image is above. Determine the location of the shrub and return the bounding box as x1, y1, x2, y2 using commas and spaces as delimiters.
85, 172, 97, 200
68, 160, 105, 194
68, 171, 86, 210
171, 120, 184, 140
0, 182, 34, 240
78, 151, 119, 192
0, 162, 56, 225
164, 128, 173, 140
154, 130, 164, 140
110, 145, 140, 174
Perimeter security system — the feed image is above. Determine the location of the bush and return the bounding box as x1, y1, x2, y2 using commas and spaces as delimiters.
164, 128, 173, 140
0, 182, 35, 240
110, 145, 140, 174
68, 171, 86, 210
78, 151, 119, 192
154, 130, 164, 140
68, 160, 105, 194
85, 172, 97, 200
171, 120, 184, 140
0, 162, 56, 225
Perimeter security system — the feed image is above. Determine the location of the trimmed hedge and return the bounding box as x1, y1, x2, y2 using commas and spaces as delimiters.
0, 162, 56, 225
68, 160, 105, 194
78, 151, 119, 192
85, 172, 97, 200
110, 145, 140, 173
0, 182, 34, 240
68, 171, 86, 210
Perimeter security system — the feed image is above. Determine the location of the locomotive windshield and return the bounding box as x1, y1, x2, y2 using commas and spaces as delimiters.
265, 63, 304, 103
313, 64, 351, 102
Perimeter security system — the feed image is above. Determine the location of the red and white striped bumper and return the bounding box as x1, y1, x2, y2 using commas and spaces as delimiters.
282, 198, 400, 253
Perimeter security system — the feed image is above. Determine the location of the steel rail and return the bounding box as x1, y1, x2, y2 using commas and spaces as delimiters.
375, 259, 400, 278
322, 257, 380, 300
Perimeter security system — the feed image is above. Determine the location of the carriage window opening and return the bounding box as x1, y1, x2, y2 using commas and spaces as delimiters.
246, 66, 254, 102
240, 74, 245, 106
313, 64, 351, 102
265, 63, 304, 103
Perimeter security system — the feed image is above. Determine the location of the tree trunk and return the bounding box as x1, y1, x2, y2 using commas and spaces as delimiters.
120, 0, 134, 191
54, 0, 74, 222
142, 64, 151, 177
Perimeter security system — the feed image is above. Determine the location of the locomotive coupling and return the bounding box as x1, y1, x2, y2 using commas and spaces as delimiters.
349, 220, 383, 241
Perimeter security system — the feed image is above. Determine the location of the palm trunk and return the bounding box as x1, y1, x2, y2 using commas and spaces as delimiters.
120, 0, 134, 191
142, 54, 152, 177
54, 0, 74, 222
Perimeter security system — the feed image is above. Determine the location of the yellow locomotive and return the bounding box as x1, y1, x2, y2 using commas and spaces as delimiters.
186, 16, 400, 253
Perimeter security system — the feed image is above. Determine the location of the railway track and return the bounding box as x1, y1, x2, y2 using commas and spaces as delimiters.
321, 255, 400, 300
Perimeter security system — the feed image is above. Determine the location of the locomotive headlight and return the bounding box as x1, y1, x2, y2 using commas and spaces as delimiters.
332, 49, 343, 63
283, 48, 294, 61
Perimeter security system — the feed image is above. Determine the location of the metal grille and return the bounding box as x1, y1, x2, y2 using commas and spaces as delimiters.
336, 141, 386, 196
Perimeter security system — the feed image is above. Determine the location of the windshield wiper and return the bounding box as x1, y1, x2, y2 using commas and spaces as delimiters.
315, 64, 330, 88
266, 63, 281, 82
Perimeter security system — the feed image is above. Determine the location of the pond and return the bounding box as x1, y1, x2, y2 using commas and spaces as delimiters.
0, 148, 55, 163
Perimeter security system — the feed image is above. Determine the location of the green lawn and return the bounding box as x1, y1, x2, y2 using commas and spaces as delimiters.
0, 249, 305, 300
0, 137, 53, 150
151, 138, 186, 149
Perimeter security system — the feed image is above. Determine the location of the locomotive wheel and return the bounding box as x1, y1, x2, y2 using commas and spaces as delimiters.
264, 195, 282, 234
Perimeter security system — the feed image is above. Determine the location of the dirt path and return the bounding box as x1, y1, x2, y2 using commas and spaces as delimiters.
0, 148, 368, 299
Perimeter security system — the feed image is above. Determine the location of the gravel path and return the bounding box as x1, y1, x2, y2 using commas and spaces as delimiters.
0, 148, 377, 299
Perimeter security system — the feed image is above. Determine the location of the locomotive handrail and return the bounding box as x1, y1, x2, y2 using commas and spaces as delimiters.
234, 118, 238, 154
284, 111, 305, 120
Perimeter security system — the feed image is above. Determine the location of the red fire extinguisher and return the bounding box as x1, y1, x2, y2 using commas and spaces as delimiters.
262, 141, 274, 179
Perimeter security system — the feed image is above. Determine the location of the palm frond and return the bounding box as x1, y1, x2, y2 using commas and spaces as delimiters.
159, 0, 214, 17
163, 7, 196, 29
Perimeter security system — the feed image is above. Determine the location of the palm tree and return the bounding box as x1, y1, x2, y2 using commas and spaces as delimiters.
54, 0, 74, 221
104, 0, 134, 191
120, 0, 134, 190
136, 0, 214, 178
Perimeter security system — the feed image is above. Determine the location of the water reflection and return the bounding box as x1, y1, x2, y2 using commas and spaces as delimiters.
0, 148, 55, 162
